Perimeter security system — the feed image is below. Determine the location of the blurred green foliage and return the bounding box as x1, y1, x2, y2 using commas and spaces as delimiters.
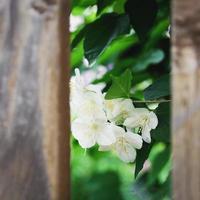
70, 0, 171, 199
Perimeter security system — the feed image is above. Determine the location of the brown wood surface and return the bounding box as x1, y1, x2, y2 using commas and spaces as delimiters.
0, 0, 70, 199
172, 0, 200, 199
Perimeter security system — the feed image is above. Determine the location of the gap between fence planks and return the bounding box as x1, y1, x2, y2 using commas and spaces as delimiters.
0, 0, 70, 199
172, 0, 200, 199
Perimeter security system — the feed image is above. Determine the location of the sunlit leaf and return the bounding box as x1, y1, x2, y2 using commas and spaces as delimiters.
71, 42, 84, 68
84, 13, 130, 63
105, 69, 132, 99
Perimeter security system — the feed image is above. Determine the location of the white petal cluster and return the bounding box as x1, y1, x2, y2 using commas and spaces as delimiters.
124, 108, 158, 143
104, 98, 134, 125
99, 126, 143, 163
72, 118, 116, 148
70, 69, 158, 163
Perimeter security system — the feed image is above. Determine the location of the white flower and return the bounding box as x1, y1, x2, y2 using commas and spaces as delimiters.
104, 98, 134, 124
70, 69, 105, 121
70, 15, 84, 32
99, 126, 143, 163
124, 108, 158, 143
77, 92, 106, 120
71, 118, 116, 148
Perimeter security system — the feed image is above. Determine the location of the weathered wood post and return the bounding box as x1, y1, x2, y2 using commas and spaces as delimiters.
172, 0, 200, 199
0, 0, 70, 199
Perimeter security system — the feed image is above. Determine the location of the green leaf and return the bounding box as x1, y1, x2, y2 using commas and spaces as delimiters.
71, 27, 86, 49
144, 74, 170, 100
132, 173, 152, 199
146, 18, 170, 48
84, 13, 130, 63
148, 146, 170, 184
125, 0, 158, 40
97, 35, 138, 65
113, 0, 126, 14
132, 171, 171, 200
72, 0, 96, 9
133, 49, 165, 72
135, 142, 153, 178
152, 103, 170, 143
151, 174, 172, 200
97, 0, 115, 15
71, 42, 84, 68
105, 69, 132, 99
87, 171, 123, 200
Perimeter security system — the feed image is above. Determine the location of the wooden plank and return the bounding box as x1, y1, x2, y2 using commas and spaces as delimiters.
172, 0, 200, 199
0, 0, 70, 199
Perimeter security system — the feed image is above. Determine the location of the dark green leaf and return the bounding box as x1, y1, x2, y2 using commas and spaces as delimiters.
132, 173, 152, 199
125, 0, 158, 40
132, 171, 171, 200
152, 103, 170, 143
113, 0, 126, 14
73, 171, 123, 200
148, 146, 170, 184
71, 27, 86, 49
72, 0, 96, 9
135, 142, 153, 178
133, 49, 164, 72
144, 74, 170, 100
151, 174, 172, 200
84, 13, 130, 63
105, 69, 132, 99
87, 171, 123, 200
97, 35, 137, 65
97, 0, 115, 15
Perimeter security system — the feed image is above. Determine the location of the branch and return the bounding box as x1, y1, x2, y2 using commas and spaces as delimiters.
132, 99, 171, 103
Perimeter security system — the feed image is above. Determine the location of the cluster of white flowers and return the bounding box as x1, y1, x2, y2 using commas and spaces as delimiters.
70, 69, 158, 163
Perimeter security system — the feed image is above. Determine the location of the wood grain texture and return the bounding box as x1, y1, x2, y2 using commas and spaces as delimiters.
172, 0, 200, 199
0, 0, 70, 199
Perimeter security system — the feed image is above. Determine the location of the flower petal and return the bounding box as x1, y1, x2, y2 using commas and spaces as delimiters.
75, 92, 107, 121
134, 108, 149, 114
125, 132, 143, 149
111, 124, 125, 138
149, 111, 158, 129
78, 135, 96, 148
96, 123, 116, 146
98, 145, 113, 151
142, 125, 151, 143
104, 98, 134, 123
123, 114, 141, 128
115, 143, 137, 163
71, 119, 96, 148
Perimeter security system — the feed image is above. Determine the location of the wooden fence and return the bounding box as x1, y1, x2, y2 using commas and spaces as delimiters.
0, 0, 200, 199
0, 0, 70, 199
172, 0, 200, 199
